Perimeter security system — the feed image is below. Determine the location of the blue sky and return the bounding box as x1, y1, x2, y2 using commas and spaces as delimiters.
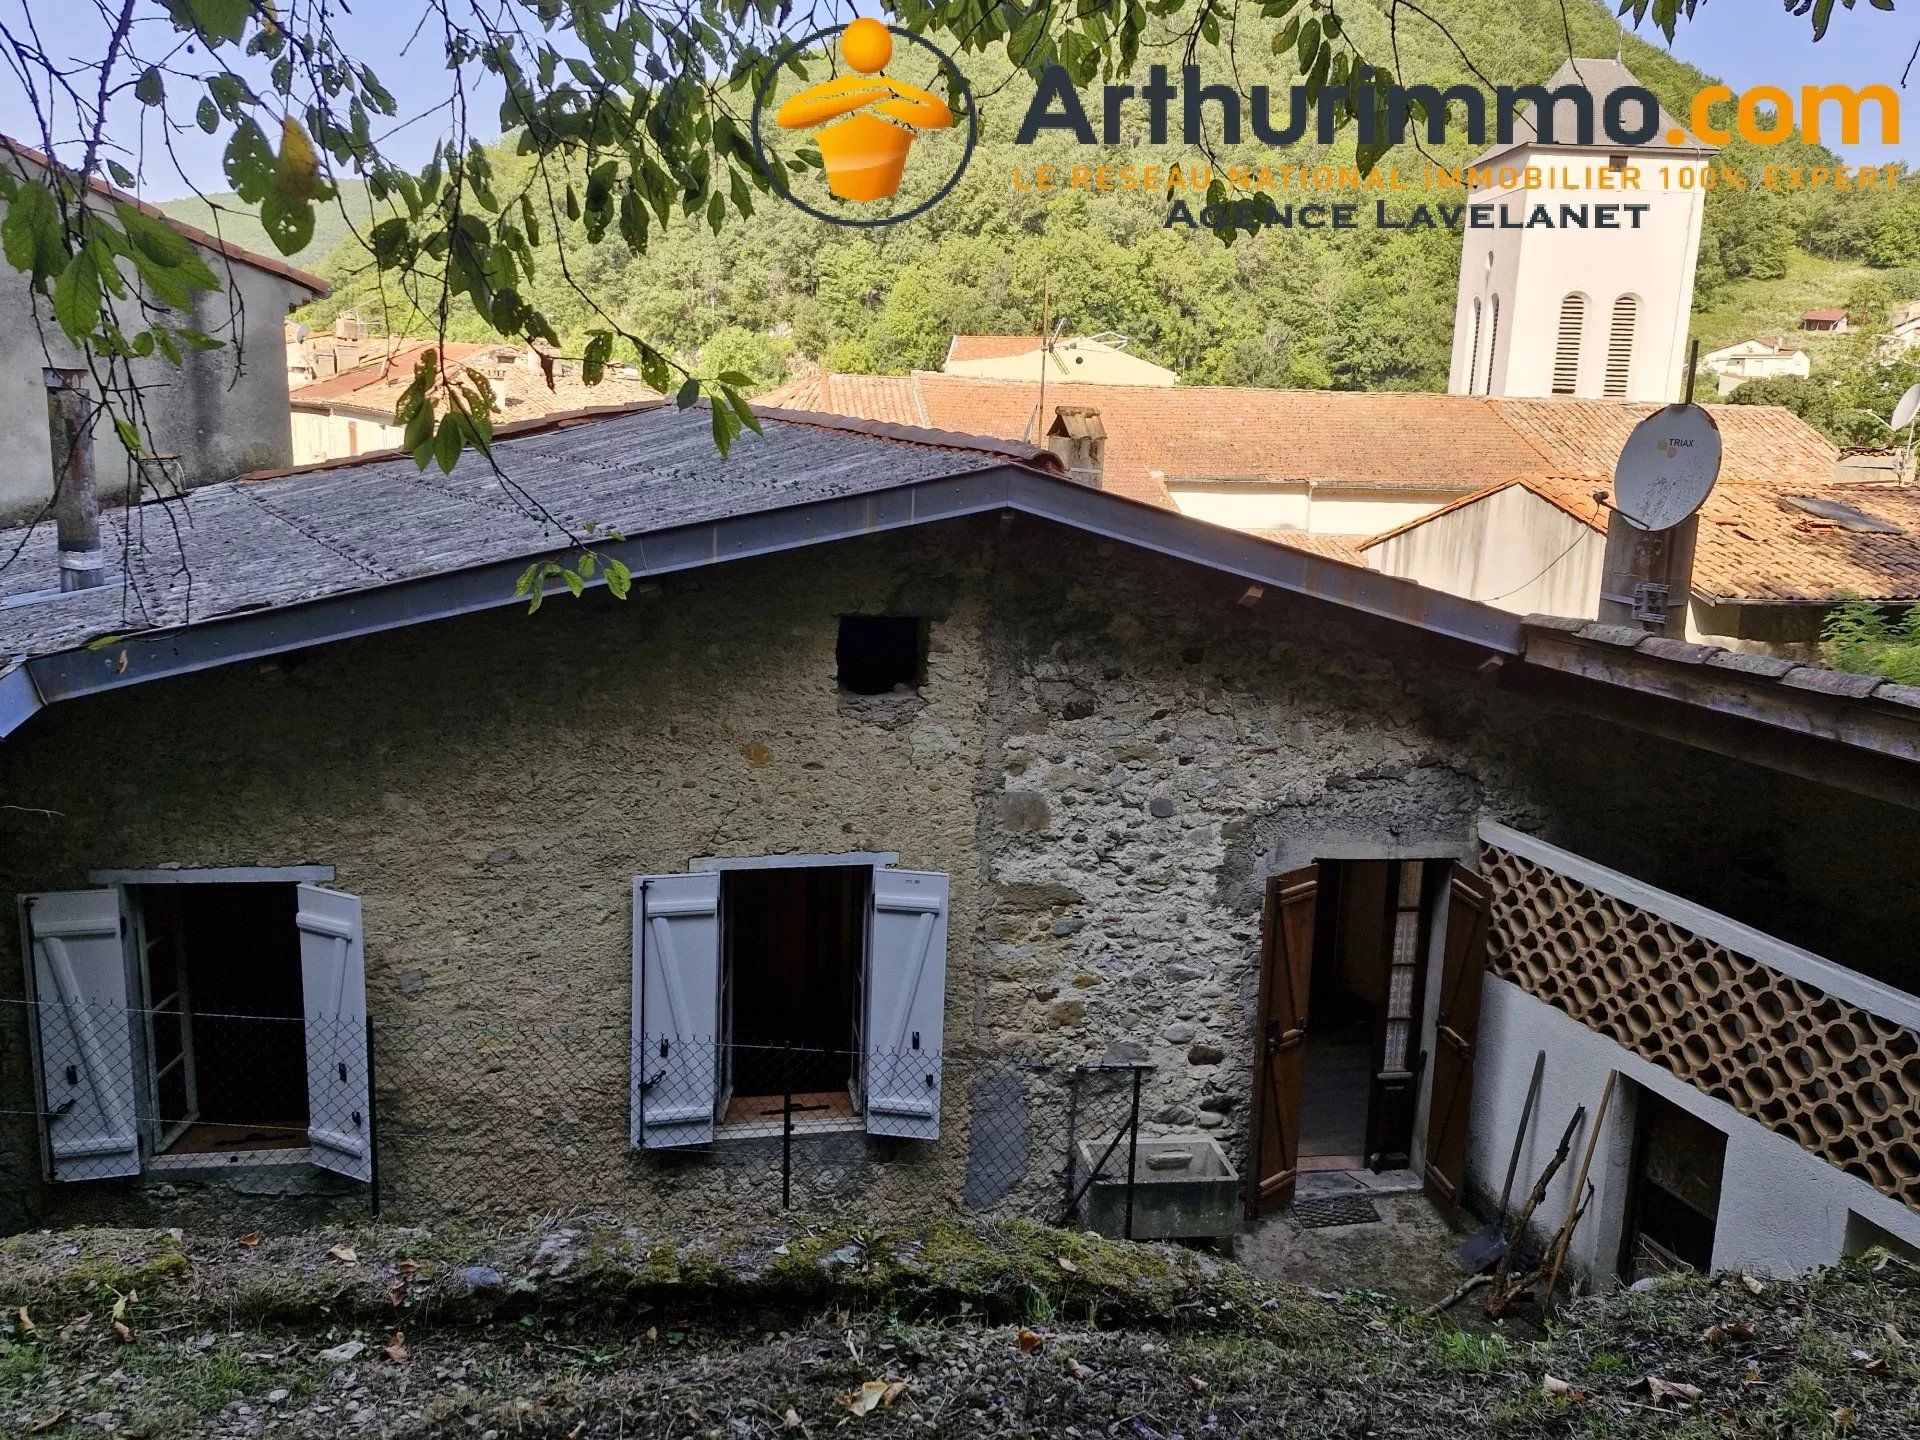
0, 1, 1913, 200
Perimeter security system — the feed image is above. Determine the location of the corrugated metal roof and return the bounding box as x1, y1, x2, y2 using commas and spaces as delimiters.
0, 405, 1042, 662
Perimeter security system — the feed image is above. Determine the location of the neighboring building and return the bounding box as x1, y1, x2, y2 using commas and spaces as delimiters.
1700, 338, 1811, 396
1361, 475, 1920, 654
758, 370, 1839, 536
942, 333, 1179, 386
1446, 60, 1715, 403
2, 403, 1919, 1284
285, 312, 385, 386
1803, 310, 1850, 334
288, 340, 658, 463
0, 137, 328, 521
1878, 302, 1920, 359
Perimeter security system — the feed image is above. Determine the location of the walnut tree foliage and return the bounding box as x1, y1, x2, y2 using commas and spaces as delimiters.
0, 0, 1898, 600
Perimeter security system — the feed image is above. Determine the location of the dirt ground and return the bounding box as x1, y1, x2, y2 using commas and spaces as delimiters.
1, 1218, 1916, 1438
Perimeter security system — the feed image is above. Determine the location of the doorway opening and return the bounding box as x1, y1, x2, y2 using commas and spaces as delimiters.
136, 882, 309, 1160
720, 864, 869, 1126
1619, 1087, 1726, 1280
1297, 860, 1434, 1174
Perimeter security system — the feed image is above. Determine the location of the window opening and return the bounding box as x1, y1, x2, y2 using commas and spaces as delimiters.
136, 883, 308, 1158
720, 864, 869, 1124
836, 616, 926, 695
1620, 1087, 1726, 1279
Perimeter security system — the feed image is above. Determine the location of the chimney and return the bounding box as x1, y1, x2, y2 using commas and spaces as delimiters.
45, 368, 104, 592
1046, 406, 1105, 487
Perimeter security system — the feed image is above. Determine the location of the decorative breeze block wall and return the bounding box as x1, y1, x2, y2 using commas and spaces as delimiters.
1481, 845, 1920, 1213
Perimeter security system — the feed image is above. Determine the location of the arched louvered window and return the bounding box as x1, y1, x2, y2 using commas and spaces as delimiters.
1483, 295, 1501, 395
1466, 298, 1483, 395
1552, 293, 1589, 396
1604, 294, 1640, 398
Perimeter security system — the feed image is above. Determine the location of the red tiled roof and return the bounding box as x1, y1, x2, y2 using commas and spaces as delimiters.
292, 341, 661, 420
1804, 310, 1848, 323
946, 335, 1046, 363
755, 374, 1839, 513
1365, 474, 1920, 604
1251, 530, 1368, 565
1, 135, 330, 297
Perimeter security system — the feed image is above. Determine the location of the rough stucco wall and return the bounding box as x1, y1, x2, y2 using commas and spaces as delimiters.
1, 517, 1916, 1236
0, 170, 302, 520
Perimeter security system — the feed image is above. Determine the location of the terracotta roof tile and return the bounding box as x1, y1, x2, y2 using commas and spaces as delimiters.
1251, 530, 1368, 564
1375, 473, 1920, 604
946, 335, 1046, 363
292, 341, 661, 420
755, 375, 1839, 519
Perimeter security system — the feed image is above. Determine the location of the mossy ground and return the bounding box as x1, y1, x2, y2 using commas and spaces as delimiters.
1, 1220, 1915, 1437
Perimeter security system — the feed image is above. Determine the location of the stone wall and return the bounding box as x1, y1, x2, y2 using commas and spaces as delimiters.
2, 516, 1916, 1231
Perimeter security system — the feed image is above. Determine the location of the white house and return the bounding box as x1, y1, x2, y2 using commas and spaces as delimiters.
1446, 59, 1716, 404
1700, 338, 1811, 395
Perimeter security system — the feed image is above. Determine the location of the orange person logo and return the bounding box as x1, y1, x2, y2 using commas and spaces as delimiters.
774, 18, 954, 202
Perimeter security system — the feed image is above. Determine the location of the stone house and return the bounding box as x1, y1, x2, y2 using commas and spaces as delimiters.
0, 137, 329, 521
1, 401, 1917, 1283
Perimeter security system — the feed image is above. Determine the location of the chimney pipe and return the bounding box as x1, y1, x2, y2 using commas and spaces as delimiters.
46, 368, 105, 591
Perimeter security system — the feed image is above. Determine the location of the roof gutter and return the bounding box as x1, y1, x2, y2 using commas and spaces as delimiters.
11, 464, 1524, 728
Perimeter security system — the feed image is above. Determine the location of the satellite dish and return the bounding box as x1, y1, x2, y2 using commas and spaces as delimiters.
1893, 383, 1920, 433
1613, 403, 1724, 531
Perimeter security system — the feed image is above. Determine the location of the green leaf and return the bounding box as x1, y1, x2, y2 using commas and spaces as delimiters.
180, 0, 252, 45
196, 97, 219, 134
259, 190, 315, 255
223, 120, 276, 203
1, 180, 68, 284
604, 558, 633, 600
134, 67, 165, 105
582, 330, 613, 385
433, 414, 464, 473
675, 376, 701, 409
52, 249, 103, 340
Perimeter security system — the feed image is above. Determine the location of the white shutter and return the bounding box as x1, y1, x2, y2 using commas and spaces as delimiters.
631, 872, 721, 1149
296, 884, 372, 1182
864, 869, 947, 1140
20, 890, 140, 1181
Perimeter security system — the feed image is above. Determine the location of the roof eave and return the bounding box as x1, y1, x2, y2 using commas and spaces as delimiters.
12, 464, 1524, 726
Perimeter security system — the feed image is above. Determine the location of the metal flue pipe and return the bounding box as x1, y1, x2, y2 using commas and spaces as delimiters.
45, 367, 104, 592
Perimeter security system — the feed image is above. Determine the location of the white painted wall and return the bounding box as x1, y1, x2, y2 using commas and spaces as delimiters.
1467, 823, 1920, 1282
1168, 485, 1461, 537
1447, 150, 1707, 402
1366, 484, 1606, 615
290, 407, 401, 465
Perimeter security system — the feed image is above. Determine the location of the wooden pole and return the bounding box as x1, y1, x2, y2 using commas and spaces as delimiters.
1538, 1070, 1618, 1305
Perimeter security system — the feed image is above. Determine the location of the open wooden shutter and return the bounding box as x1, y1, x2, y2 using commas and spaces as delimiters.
631, 872, 721, 1149
20, 890, 140, 1181
864, 869, 947, 1140
1424, 863, 1491, 1214
1249, 866, 1316, 1215
296, 884, 373, 1182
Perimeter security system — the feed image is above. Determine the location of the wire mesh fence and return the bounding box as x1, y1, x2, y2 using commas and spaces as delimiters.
1, 1000, 1204, 1238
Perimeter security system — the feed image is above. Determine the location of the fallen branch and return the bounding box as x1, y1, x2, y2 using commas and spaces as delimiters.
1418, 1273, 1491, 1318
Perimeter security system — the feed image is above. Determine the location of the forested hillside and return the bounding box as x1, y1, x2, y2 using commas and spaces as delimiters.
181, 0, 1920, 401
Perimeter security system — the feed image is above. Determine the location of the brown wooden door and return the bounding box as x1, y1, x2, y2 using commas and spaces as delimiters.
1424, 863, 1491, 1215
1248, 865, 1317, 1216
